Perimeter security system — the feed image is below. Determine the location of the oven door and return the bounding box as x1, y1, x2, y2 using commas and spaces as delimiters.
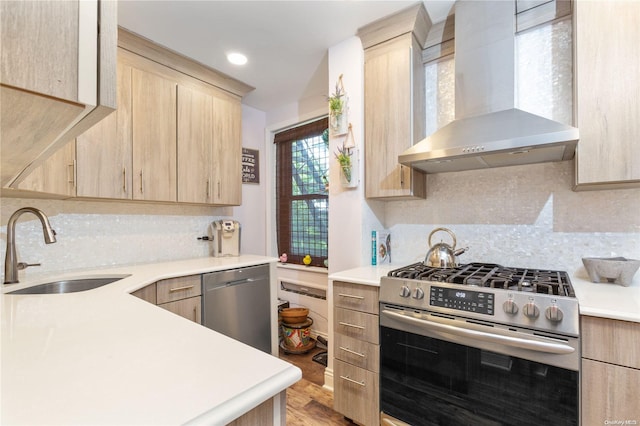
380, 306, 579, 426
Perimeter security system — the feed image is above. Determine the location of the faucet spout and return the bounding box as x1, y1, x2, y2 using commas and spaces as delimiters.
4, 207, 57, 284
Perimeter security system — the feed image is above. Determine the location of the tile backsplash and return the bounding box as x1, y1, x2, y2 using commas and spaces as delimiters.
383, 161, 640, 272
0, 198, 230, 282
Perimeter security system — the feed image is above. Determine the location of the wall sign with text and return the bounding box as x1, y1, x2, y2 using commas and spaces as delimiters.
242, 148, 259, 184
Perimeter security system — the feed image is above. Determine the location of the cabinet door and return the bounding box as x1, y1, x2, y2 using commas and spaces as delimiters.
582, 359, 640, 424
211, 94, 242, 205
574, 0, 640, 189
177, 85, 213, 204
159, 296, 202, 324
364, 34, 426, 199
1, 0, 82, 102
16, 141, 76, 196
132, 68, 177, 202
76, 60, 133, 199
1, 0, 116, 188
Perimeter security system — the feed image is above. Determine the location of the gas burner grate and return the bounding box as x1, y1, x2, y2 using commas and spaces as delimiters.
387, 262, 575, 297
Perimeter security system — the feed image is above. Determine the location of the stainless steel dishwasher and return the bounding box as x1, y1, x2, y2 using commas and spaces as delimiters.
202, 264, 271, 353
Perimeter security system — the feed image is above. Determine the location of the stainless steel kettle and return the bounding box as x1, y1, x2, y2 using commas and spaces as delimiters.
424, 227, 468, 268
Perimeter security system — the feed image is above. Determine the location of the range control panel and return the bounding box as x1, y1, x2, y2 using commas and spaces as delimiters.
430, 286, 494, 315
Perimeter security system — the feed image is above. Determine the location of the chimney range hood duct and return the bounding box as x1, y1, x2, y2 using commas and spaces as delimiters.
399, 1, 578, 174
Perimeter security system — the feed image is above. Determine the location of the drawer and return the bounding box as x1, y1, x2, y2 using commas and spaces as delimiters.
581, 316, 640, 369
158, 296, 201, 324
335, 333, 379, 372
334, 281, 379, 314
156, 275, 201, 304
334, 359, 379, 426
334, 307, 379, 344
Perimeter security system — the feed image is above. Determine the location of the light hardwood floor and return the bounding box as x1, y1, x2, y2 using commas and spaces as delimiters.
280, 344, 355, 425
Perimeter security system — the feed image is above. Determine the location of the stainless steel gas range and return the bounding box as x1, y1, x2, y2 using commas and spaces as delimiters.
379, 262, 580, 426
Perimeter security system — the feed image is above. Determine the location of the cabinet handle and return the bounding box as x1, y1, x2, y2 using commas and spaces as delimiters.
169, 285, 194, 293
339, 321, 365, 330
217, 180, 221, 199
206, 179, 210, 198
67, 163, 75, 185
139, 169, 144, 194
339, 375, 365, 387
339, 346, 365, 358
338, 293, 364, 300
193, 306, 197, 322
400, 165, 405, 187
122, 168, 127, 193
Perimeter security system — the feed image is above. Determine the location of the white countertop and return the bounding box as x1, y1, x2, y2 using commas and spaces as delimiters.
1, 255, 301, 425
329, 264, 640, 324
570, 267, 640, 323
328, 264, 396, 286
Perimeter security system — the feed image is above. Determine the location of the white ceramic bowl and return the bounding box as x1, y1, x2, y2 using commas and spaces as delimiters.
582, 257, 640, 287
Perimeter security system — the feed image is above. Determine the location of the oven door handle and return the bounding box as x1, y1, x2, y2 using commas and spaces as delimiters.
382, 310, 575, 355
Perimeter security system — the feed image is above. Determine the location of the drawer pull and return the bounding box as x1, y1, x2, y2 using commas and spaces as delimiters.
169, 285, 195, 293
339, 321, 365, 330
338, 293, 364, 300
340, 375, 365, 387
339, 346, 365, 358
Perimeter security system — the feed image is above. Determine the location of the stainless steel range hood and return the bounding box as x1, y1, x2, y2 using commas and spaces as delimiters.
399, 1, 578, 174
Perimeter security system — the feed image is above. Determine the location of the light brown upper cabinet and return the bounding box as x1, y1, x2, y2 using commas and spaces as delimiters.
177, 84, 242, 205
574, 0, 640, 190
211, 94, 242, 205
76, 60, 134, 199
358, 4, 431, 200
1, 0, 116, 187
16, 142, 77, 197
131, 67, 177, 202
177, 85, 214, 204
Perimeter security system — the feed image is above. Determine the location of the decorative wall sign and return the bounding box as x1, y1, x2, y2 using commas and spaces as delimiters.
242, 148, 260, 184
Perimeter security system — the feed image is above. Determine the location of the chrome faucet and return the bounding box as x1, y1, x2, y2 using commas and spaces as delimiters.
4, 207, 57, 284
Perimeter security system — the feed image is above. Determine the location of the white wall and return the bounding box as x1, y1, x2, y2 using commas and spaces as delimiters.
234, 104, 268, 255
327, 36, 385, 275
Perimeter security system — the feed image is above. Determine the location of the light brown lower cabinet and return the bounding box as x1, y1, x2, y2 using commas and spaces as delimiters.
227, 397, 274, 426
131, 275, 202, 324
333, 281, 380, 426
581, 316, 640, 426
158, 297, 201, 323
334, 359, 379, 426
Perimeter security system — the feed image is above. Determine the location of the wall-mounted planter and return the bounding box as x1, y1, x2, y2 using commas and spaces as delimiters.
338, 149, 358, 188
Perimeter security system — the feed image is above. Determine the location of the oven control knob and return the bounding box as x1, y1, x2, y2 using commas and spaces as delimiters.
502, 299, 518, 315
400, 285, 411, 298
545, 305, 564, 323
413, 288, 425, 300
523, 301, 540, 319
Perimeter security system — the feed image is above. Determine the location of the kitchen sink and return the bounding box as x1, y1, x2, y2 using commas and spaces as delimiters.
8, 275, 130, 294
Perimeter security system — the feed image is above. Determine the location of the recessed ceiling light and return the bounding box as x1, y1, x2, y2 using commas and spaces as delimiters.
227, 52, 248, 65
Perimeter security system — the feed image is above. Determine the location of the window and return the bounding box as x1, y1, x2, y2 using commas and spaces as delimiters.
275, 117, 329, 267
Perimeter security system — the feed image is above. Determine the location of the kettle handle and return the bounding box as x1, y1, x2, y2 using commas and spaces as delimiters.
428, 227, 457, 249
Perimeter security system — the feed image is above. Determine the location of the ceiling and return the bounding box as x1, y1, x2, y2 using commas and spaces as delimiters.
117, 1, 455, 113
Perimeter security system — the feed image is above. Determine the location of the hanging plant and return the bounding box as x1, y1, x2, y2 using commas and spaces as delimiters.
328, 80, 345, 116
328, 75, 348, 135
335, 144, 352, 183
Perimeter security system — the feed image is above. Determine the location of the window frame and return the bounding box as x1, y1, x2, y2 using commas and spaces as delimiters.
275, 117, 329, 267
